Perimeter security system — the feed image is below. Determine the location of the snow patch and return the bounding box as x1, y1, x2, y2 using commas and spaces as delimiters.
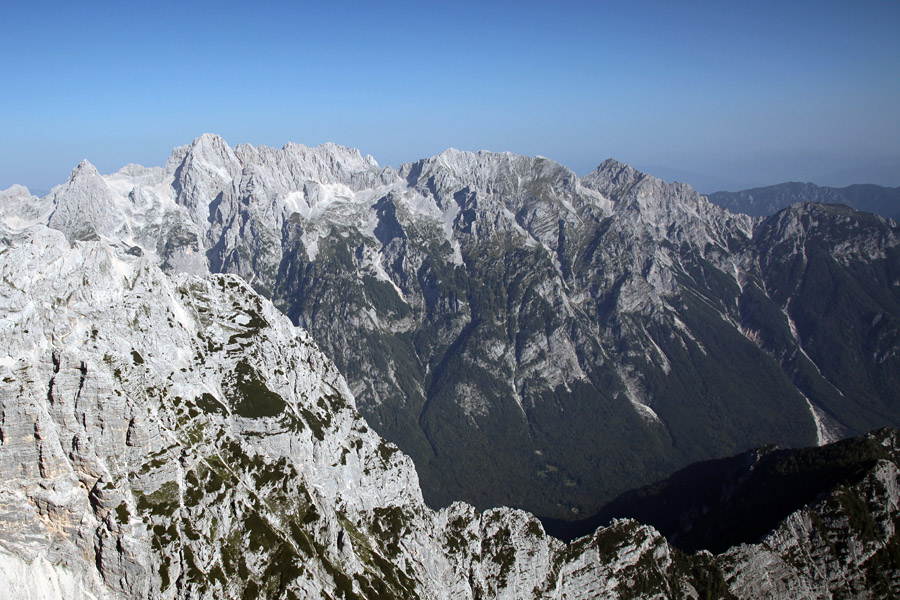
304, 237, 319, 261
283, 191, 306, 215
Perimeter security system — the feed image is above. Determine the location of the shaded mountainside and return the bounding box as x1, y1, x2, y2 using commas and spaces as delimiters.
3, 135, 900, 526
3, 224, 900, 598
543, 429, 900, 553
708, 181, 900, 220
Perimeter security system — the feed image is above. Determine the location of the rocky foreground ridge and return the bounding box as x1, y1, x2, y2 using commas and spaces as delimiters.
4, 135, 899, 521
1, 222, 900, 598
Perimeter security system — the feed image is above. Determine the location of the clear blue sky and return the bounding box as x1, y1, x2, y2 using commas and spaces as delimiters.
2, 0, 899, 193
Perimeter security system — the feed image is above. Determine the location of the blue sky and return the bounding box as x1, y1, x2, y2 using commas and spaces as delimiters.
2, 0, 899, 193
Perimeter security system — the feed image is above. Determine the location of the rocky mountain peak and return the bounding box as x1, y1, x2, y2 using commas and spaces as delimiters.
232, 140, 386, 192
400, 147, 580, 222
168, 135, 242, 227
0, 184, 34, 200
762, 200, 897, 241
46, 159, 118, 242
69, 158, 101, 179
181, 134, 242, 179
584, 157, 699, 206
755, 200, 900, 271
187, 133, 234, 157
0, 185, 49, 232
583, 157, 755, 249
585, 157, 646, 191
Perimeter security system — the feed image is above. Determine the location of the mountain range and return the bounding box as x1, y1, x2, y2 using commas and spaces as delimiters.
707, 182, 900, 221
3, 135, 900, 521
1, 135, 900, 598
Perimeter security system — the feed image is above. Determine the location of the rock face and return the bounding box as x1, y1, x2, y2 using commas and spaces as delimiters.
2, 221, 900, 598
0, 224, 537, 598
3, 136, 900, 524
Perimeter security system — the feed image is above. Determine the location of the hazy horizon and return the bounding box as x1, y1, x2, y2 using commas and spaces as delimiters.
2, 0, 898, 194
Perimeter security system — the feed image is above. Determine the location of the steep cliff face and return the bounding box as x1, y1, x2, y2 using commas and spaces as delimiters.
5, 136, 899, 522
2, 222, 900, 598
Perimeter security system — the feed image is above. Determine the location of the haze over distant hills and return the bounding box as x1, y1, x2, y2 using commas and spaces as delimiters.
645, 159, 900, 197
708, 182, 900, 221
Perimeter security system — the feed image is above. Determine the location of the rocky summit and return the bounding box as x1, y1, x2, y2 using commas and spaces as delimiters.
1, 136, 900, 598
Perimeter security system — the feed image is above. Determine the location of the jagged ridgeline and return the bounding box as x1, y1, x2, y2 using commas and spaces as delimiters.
2, 134, 899, 524
3, 223, 900, 598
